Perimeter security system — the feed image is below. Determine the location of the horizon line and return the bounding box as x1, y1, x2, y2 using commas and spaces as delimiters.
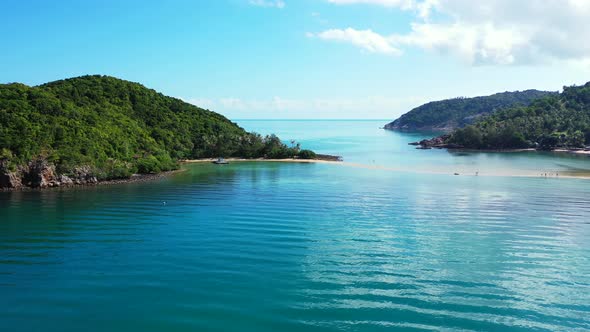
232, 118, 391, 121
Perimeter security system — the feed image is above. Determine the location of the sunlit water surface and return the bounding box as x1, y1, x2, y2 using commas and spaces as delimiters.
1, 120, 589, 331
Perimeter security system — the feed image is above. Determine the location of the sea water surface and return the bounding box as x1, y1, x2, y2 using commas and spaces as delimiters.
1, 120, 590, 332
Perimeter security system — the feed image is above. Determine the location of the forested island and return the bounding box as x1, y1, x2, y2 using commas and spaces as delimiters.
0, 75, 321, 189
385, 90, 555, 131
413, 82, 590, 151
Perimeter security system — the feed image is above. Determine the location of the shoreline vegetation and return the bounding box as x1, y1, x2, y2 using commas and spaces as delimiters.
0, 169, 185, 192
409, 135, 590, 155
0, 75, 330, 190
0, 155, 344, 192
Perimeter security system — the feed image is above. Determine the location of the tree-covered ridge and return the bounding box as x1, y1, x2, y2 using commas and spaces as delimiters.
446, 82, 590, 149
385, 90, 556, 131
0, 75, 313, 182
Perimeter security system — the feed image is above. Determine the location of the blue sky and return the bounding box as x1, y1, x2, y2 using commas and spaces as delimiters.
1, 0, 590, 119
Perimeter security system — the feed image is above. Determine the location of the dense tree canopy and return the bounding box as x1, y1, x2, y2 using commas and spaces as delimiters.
0, 75, 309, 179
385, 90, 556, 131
446, 82, 590, 149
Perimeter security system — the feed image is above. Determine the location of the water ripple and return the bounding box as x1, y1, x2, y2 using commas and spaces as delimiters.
1, 163, 589, 331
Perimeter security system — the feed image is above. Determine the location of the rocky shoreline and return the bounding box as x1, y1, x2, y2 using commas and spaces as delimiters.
409, 136, 590, 154
408, 134, 463, 149
0, 158, 184, 192
1, 154, 343, 191
1, 159, 95, 191
314, 154, 343, 162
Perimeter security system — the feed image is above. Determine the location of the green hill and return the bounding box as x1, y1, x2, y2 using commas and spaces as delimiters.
445, 82, 590, 150
384, 90, 556, 131
0, 75, 313, 188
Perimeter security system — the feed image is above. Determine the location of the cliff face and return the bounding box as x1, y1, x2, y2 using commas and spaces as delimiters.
0, 158, 98, 190
384, 90, 556, 132
0, 168, 22, 189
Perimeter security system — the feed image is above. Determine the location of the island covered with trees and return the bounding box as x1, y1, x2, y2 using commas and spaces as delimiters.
0, 75, 325, 189
385, 90, 555, 131
413, 82, 590, 151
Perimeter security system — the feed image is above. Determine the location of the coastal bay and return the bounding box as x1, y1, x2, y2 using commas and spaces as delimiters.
2, 120, 590, 332
4, 2, 590, 331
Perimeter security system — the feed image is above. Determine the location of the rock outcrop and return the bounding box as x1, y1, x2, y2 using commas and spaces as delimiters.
0, 171, 22, 189
0, 158, 99, 190
58, 175, 74, 186
24, 159, 58, 188
409, 134, 463, 149
70, 166, 98, 185
0, 159, 22, 189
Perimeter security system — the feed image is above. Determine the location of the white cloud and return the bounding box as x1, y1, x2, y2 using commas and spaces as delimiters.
391, 21, 530, 65
183, 96, 428, 119
249, 0, 285, 8
309, 28, 402, 56
327, 0, 415, 9
318, 0, 590, 65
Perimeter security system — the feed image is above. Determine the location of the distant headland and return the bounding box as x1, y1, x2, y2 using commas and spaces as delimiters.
384, 90, 555, 132
391, 82, 590, 153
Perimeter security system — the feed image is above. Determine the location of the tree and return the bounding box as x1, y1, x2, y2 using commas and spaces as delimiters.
450, 125, 483, 148
298, 149, 316, 159
568, 130, 585, 148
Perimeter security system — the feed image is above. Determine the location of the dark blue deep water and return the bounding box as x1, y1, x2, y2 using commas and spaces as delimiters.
1, 120, 589, 331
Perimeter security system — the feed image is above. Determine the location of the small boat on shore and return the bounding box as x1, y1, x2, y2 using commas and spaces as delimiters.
213, 158, 229, 165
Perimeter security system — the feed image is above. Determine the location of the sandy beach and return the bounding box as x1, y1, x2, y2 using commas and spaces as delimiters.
181, 158, 590, 180
552, 149, 590, 155
181, 158, 341, 164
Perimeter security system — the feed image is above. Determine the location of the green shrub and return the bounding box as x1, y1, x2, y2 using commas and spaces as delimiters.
298, 149, 317, 159
135, 155, 161, 174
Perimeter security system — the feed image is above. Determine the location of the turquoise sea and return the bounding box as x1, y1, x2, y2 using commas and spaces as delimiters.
1, 120, 590, 332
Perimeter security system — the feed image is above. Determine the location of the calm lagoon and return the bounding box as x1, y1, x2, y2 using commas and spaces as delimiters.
1, 120, 589, 331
